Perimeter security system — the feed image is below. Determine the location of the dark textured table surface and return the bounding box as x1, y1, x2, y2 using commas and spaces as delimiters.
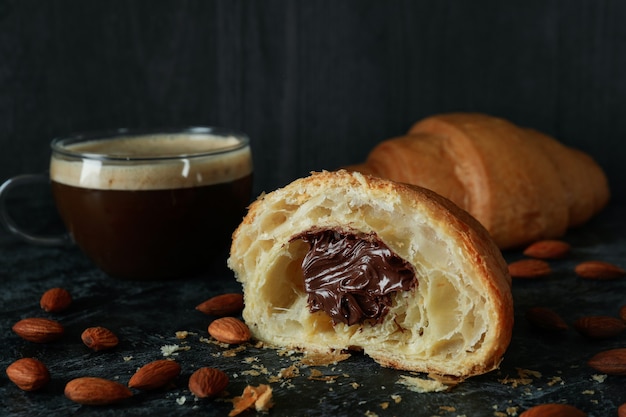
1, 203, 625, 417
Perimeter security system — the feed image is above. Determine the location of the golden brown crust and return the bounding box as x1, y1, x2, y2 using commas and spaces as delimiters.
346, 112, 609, 249
228, 170, 513, 379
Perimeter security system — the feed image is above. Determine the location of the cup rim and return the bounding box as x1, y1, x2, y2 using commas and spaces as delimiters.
50, 126, 250, 161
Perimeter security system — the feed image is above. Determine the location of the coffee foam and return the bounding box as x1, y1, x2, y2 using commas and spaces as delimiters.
50, 134, 253, 190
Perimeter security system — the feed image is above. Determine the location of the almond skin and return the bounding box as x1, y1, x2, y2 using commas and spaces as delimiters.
6, 358, 50, 391
40, 287, 72, 313
508, 259, 551, 279
128, 359, 181, 390
588, 348, 626, 375
520, 403, 586, 417
523, 240, 571, 259
12, 318, 65, 343
196, 293, 244, 317
525, 307, 568, 332
188, 367, 229, 398
208, 317, 251, 344
575, 260, 626, 280
574, 316, 626, 339
81, 327, 119, 351
65, 377, 132, 405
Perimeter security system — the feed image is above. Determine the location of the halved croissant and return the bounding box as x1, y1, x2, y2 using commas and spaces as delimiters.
346, 113, 610, 249
228, 170, 513, 379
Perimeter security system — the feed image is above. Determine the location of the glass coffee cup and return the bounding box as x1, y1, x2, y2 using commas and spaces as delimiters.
0, 127, 253, 280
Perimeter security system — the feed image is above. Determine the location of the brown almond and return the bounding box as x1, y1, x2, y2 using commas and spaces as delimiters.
81, 327, 119, 351
575, 260, 625, 280
5, 358, 50, 391
64, 377, 132, 405
196, 293, 244, 317
588, 348, 626, 375
188, 367, 229, 398
208, 317, 251, 344
40, 287, 72, 313
12, 318, 65, 343
525, 307, 568, 332
618, 403, 626, 417
574, 315, 626, 339
520, 403, 586, 417
523, 240, 571, 259
128, 359, 181, 390
619, 305, 626, 322
508, 259, 551, 279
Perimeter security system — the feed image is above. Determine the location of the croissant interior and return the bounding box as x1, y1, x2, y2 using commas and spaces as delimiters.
228, 170, 513, 378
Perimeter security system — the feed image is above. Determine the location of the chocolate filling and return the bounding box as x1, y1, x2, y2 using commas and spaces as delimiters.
296, 229, 417, 326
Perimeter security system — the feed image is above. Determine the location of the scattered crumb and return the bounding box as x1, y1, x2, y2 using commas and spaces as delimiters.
123, 356, 133, 361
499, 368, 541, 388
390, 394, 402, 404
351, 382, 360, 389
380, 402, 389, 409
582, 390, 595, 395
364, 411, 379, 417
547, 376, 563, 386
161, 344, 191, 357
176, 396, 186, 405
439, 405, 456, 412
299, 351, 351, 366
592, 374, 607, 383
229, 384, 273, 416
396, 375, 449, 393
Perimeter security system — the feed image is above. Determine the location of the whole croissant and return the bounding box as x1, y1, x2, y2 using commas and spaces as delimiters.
346, 113, 610, 249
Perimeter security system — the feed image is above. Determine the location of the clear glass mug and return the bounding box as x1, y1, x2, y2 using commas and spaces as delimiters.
0, 127, 253, 280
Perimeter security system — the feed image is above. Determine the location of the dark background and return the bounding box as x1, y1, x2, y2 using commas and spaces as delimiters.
1, 0, 625, 204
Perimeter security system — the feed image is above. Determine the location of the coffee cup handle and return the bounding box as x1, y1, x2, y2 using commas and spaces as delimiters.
0, 174, 71, 246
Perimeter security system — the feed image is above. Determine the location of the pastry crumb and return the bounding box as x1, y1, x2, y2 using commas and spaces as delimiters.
396, 375, 449, 393
229, 384, 273, 416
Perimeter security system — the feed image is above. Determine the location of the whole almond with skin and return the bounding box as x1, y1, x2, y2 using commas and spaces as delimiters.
619, 305, 626, 322
65, 377, 132, 405
588, 348, 626, 375
196, 293, 244, 317
508, 259, 551, 279
618, 403, 626, 417
40, 287, 72, 313
188, 367, 229, 398
574, 315, 626, 339
523, 239, 571, 259
575, 260, 625, 280
520, 403, 586, 417
128, 359, 181, 390
6, 358, 50, 391
208, 317, 251, 344
12, 317, 64, 343
525, 307, 568, 332
81, 327, 119, 351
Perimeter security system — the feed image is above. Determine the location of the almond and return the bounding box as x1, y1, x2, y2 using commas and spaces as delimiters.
575, 260, 625, 280
619, 305, 626, 322
574, 315, 626, 339
188, 367, 229, 398
523, 240, 571, 259
64, 377, 133, 405
618, 403, 626, 417
520, 403, 586, 417
196, 293, 244, 317
508, 259, 551, 279
5, 358, 50, 391
40, 287, 72, 313
81, 327, 119, 351
208, 317, 251, 344
588, 348, 626, 375
525, 307, 568, 332
128, 359, 181, 390
12, 318, 64, 343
